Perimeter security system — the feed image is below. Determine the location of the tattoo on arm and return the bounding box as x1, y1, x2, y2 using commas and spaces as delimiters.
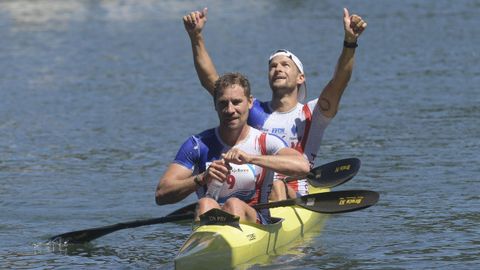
319, 98, 331, 112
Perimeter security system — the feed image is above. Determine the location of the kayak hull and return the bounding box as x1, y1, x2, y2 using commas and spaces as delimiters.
175, 189, 329, 269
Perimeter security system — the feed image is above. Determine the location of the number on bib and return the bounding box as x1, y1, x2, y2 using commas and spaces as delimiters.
226, 174, 236, 189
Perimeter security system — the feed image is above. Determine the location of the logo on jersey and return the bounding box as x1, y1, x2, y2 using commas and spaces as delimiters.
231, 167, 251, 174
270, 128, 286, 136
204, 163, 257, 203
291, 124, 298, 136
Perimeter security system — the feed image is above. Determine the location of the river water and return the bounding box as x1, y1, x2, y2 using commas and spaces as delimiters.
1, 0, 479, 269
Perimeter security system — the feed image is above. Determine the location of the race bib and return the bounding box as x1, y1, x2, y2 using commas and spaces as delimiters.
214, 163, 257, 203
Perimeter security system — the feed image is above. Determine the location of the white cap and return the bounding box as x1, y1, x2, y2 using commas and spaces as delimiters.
268, 49, 307, 102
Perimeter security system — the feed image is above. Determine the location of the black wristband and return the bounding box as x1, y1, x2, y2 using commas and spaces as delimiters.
344, 40, 358, 48
193, 175, 204, 186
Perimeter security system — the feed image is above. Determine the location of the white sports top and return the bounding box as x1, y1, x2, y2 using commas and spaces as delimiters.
248, 98, 331, 195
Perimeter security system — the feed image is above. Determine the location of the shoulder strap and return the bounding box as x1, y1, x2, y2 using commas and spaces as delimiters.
259, 132, 267, 155
249, 132, 268, 205
299, 104, 313, 152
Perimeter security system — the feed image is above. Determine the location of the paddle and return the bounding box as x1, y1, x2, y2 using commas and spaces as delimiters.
49, 202, 197, 244
285, 158, 360, 188
254, 189, 379, 214
48, 159, 361, 244
49, 189, 378, 244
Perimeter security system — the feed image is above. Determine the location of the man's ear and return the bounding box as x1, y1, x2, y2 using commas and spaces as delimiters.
248, 95, 254, 109
297, 73, 305, 85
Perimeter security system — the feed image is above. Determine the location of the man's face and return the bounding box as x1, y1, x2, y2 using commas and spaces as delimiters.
215, 84, 253, 130
268, 55, 303, 92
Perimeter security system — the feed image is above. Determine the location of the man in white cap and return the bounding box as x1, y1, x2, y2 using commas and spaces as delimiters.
182, 7, 367, 199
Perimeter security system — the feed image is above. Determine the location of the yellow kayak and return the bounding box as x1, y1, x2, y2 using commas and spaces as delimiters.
174, 188, 330, 269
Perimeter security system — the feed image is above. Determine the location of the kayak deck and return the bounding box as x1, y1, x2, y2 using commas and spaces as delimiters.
175, 189, 329, 269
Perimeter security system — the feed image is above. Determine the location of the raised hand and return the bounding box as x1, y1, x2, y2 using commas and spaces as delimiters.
343, 8, 367, 42
183, 7, 208, 36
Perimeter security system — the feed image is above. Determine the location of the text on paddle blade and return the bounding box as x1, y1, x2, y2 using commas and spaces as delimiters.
338, 196, 364, 205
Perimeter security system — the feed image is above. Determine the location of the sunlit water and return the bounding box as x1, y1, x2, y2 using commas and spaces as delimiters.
1, 0, 479, 269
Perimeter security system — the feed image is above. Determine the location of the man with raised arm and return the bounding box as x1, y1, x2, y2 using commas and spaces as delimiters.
155, 73, 309, 224
183, 8, 367, 199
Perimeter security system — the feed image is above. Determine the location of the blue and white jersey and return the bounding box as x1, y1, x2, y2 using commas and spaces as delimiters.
248, 98, 331, 195
173, 127, 287, 205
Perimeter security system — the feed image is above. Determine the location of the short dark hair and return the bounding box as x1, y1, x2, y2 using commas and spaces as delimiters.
213, 72, 251, 102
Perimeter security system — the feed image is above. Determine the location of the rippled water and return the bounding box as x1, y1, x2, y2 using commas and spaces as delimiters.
1, 0, 479, 269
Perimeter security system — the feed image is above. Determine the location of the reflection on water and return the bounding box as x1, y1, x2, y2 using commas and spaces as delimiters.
24, 224, 193, 269
241, 218, 328, 269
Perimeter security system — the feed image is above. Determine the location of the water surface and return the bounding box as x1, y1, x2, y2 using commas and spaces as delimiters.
1, 0, 479, 269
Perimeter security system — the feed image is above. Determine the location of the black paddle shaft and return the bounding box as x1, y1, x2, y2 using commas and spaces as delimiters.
49, 203, 197, 244
46, 158, 363, 244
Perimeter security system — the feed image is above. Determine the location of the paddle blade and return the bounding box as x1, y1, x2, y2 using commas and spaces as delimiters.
296, 190, 379, 213
49, 224, 124, 244
307, 158, 361, 188
48, 203, 197, 244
